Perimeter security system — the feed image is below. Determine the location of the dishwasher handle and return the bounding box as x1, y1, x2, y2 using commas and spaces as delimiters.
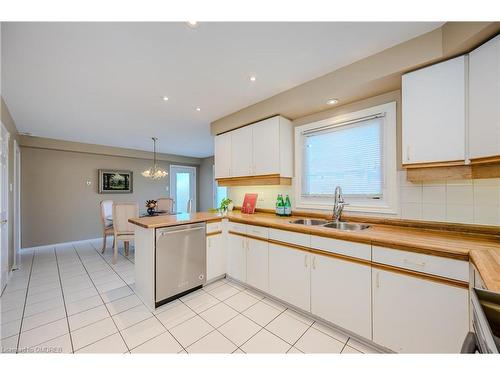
158, 226, 204, 236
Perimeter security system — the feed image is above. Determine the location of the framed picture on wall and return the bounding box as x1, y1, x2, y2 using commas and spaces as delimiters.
98, 170, 133, 194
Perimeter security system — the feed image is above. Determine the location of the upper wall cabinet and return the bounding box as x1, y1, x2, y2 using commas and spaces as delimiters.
402, 55, 467, 167
469, 35, 500, 163
214, 115, 293, 185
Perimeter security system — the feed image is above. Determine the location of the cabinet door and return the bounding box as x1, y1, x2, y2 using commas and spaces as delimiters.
230, 126, 253, 177
372, 268, 469, 353
214, 133, 231, 178
206, 234, 226, 281
469, 35, 500, 160
252, 117, 280, 175
246, 238, 269, 292
226, 234, 246, 282
311, 255, 372, 339
269, 243, 310, 312
402, 56, 466, 165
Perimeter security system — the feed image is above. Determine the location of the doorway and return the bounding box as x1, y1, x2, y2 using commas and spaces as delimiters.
0, 123, 10, 292
170, 165, 196, 213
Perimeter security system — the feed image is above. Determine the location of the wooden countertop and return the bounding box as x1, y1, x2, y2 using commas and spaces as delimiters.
129, 212, 223, 228
129, 211, 500, 292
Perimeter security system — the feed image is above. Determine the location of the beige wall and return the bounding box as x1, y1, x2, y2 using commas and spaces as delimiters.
1, 97, 20, 270
199, 156, 215, 211
20, 141, 205, 248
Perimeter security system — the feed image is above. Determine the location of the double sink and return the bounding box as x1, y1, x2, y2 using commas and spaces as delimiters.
289, 218, 370, 231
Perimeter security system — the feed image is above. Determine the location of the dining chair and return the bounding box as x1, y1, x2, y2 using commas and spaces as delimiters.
112, 202, 139, 264
156, 197, 174, 213
100, 200, 114, 253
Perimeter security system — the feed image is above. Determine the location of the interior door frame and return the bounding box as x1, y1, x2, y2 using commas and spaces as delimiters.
13, 139, 21, 269
169, 165, 197, 213
0, 122, 10, 292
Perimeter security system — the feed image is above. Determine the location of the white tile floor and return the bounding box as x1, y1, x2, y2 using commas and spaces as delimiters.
0, 239, 379, 354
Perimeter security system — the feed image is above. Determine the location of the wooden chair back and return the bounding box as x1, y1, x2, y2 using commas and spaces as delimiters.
112, 202, 138, 235
100, 200, 113, 228
157, 198, 174, 213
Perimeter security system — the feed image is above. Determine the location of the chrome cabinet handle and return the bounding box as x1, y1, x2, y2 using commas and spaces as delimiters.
312, 256, 316, 270
375, 272, 380, 288
159, 227, 203, 236
304, 254, 308, 268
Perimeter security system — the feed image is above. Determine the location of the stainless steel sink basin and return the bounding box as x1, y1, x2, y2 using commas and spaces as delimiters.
322, 222, 370, 231
289, 218, 329, 226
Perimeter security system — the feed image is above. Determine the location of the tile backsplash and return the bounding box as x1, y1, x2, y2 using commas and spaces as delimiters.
228, 171, 500, 226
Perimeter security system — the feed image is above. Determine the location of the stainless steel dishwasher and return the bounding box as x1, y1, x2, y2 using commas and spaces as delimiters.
155, 222, 206, 307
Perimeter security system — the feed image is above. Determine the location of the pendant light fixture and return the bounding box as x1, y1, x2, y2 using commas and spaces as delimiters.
142, 137, 168, 179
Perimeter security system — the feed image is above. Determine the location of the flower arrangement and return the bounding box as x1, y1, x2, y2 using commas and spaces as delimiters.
146, 199, 157, 216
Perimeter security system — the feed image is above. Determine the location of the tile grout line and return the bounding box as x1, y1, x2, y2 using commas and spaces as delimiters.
54, 246, 76, 353
72, 243, 131, 353
15, 250, 35, 353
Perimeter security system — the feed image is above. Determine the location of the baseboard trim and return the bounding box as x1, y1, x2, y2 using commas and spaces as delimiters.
21, 237, 103, 252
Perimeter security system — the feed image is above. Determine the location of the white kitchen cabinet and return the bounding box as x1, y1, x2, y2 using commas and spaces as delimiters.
268, 243, 310, 312
311, 254, 372, 339
402, 55, 467, 165
230, 125, 253, 177
246, 238, 269, 292
214, 115, 293, 183
226, 233, 246, 282
469, 34, 500, 161
206, 234, 226, 282
214, 132, 231, 178
372, 268, 469, 353
252, 116, 293, 176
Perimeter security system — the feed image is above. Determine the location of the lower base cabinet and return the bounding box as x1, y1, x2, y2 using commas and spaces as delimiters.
269, 243, 311, 312
227, 233, 247, 282
246, 238, 269, 292
311, 254, 372, 339
206, 234, 226, 281
372, 268, 469, 353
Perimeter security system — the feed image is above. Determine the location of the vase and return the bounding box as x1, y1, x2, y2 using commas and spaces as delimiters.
147, 207, 155, 216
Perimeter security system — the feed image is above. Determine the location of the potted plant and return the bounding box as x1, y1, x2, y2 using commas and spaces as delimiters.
146, 199, 157, 216
219, 198, 233, 214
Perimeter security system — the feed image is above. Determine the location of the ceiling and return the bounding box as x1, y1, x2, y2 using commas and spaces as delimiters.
1, 22, 443, 158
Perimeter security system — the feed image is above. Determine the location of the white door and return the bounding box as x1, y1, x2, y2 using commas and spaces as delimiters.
246, 238, 269, 292
230, 126, 253, 177
0, 123, 10, 292
226, 233, 246, 282
372, 268, 469, 353
402, 55, 466, 164
170, 165, 196, 213
311, 254, 372, 339
214, 133, 232, 178
206, 233, 226, 281
269, 243, 311, 312
252, 117, 280, 175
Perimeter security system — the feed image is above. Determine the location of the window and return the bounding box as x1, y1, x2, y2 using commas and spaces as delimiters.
295, 102, 398, 214
213, 165, 227, 209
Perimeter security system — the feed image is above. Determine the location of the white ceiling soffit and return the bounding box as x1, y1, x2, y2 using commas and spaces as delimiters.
2, 22, 443, 157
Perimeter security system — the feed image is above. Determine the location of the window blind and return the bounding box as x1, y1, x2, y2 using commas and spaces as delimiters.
302, 116, 383, 198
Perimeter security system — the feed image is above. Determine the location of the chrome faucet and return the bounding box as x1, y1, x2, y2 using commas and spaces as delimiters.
332, 186, 348, 223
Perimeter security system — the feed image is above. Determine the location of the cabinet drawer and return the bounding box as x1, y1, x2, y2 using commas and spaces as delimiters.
269, 228, 310, 248
246, 225, 269, 239
228, 222, 247, 235
311, 235, 371, 261
372, 246, 469, 282
206, 221, 222, 234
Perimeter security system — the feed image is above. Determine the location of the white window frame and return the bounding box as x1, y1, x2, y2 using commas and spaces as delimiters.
294, 101, 398, 215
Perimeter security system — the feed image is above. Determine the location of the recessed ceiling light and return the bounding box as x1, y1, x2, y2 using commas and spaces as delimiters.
249, 76, 257, 82
326, 98, 339, 105
195, 107, 201, 112
162, 96, 169, 101
187, 21, 198, 28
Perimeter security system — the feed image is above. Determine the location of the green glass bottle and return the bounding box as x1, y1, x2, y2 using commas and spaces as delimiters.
275, 194, 281, 216
277, 194, 285, 216
284, 195, 291, 217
